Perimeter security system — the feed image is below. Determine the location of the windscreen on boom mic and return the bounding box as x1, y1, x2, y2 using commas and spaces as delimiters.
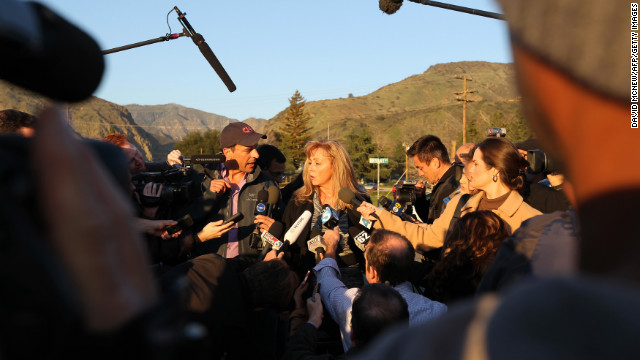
307, 230, 326, 257
338, 187, 380, 221
0, 2, 104, 102
174, 6, 236, 92
277, 210, 312, 254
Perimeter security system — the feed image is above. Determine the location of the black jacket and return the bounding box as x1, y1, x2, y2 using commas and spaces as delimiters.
415, 164, 463, 224
194, 164, 282, 257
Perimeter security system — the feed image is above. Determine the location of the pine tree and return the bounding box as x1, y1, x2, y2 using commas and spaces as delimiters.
280, 90, 312, 170
345, 124, 386, 182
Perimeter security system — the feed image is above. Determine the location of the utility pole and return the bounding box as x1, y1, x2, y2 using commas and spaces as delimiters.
454, 75, 477, 144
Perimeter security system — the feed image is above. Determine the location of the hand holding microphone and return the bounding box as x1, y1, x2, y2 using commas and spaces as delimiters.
322, 226, 341, 259
277, 210, 312, 254
338, 187, 380, 222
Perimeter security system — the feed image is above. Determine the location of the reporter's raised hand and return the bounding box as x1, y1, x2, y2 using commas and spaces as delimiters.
166, 149, 183, 166
197, 219, 235, 242
254, 214, 275, 233
323, 226, 340, 259
209, 179, 231, 194
357, 201, 381, 222
33, 106, 157, 331
306, 293, 324, 328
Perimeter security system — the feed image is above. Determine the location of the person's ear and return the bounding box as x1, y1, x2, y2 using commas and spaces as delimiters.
367, 264, 379, 283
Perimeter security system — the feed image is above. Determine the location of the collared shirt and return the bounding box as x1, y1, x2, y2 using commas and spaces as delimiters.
314, 257, 447, 351
221, 164, 248, 258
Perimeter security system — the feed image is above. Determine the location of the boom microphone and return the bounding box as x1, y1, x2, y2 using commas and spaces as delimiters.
174, 7, 236, 92
277, 210, 312, 254
338, 187, 380, 221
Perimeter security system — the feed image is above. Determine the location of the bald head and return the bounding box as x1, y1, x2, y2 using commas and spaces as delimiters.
365, 230, 415, 286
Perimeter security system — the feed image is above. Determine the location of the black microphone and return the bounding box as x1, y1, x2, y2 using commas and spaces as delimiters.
379, 196, 414, 222
338, 187, 380, 221
321, 204, 340, 229
266, 185, 279, 218
348, 226, 371, 252
174, 7, 236, 92
250, 189, 270, 249
307, 229, 326, 259
259, 222, 284, 260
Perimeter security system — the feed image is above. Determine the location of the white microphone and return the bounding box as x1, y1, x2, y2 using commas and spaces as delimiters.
278, 210, 312, 254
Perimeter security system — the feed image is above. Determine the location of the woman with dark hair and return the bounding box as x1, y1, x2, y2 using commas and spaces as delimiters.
358, 137, 541, 252
422, 211, 509, 305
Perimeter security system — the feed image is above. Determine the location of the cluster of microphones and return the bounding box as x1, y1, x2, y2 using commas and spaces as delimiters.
254, 187, 379, 261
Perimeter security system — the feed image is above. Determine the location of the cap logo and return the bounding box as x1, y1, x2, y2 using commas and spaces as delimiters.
242, 125, 253, 134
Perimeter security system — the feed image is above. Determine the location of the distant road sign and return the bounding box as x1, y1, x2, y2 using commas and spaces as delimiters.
369, 158, 389, 164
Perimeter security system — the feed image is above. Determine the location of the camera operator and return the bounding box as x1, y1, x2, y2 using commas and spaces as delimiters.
406, 135, 463, 224
515, 139, 570, 214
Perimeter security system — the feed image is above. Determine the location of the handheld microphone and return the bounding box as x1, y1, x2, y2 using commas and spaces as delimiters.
174, 6, 236, 92
321, 204, 340, 229
259, 222, 284, 260
277, 210, 312, 254
380, 196, 414, 222
338, 187, 380, 221
307, 229, 326, 257
348, 226, 371, 252
250, 189, 269, 249
266, 185, 279, 217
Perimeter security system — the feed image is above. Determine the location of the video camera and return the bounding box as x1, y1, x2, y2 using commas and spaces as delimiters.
486, 127, 507, 137
527, 149, 560, 174
395, 180, 418, 207
132, 153, 225, 206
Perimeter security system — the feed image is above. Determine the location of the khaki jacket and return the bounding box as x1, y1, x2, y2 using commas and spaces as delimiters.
373, 190, 542, 251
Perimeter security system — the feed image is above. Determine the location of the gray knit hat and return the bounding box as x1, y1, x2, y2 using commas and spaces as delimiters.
496, 0, 628, 102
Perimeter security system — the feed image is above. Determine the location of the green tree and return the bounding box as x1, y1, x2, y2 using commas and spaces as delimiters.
345, 124, 388, 182
280, 90, 312, 171
174, 129, 221, 157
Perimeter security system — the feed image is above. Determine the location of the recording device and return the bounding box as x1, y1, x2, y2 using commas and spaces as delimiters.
259, 222, 284, 260
321, 204, 340, 229
132, 153, 225, 206
338, 187, 380, 221
174, 7, 236, 92
222, 212, 244, 226
307, 229, 326, 257
277, 210, 312, 254
166, 214, 194, 235
527, 149, 561, 174
395, 181, 417, 210
486, 127, 507, 137
266, 185, 279, 217
379, 196, 415, 222
349, 226, 371, 249
250, 189, 270, 249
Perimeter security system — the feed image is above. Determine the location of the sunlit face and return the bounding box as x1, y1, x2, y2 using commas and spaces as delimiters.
122, 142, 146, 174
467, 149, 496, 191
225, 144, 259, 174
412, 155, 439, 184
307, 148, 334, 188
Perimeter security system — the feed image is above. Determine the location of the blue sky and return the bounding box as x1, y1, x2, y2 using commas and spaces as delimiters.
37, 0, 512, 121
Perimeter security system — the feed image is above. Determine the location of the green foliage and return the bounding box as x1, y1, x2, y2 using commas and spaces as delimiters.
174, 129, 222, 156
280, 90, 312, 170
345, 124, 390, 182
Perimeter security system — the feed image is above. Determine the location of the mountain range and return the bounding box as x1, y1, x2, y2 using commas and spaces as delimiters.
0, 61, 527, 161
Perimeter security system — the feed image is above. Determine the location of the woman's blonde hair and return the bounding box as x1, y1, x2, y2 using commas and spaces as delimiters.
293, 140, 365, 210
